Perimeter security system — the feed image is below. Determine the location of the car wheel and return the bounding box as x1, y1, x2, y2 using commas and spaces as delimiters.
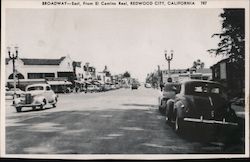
166, 102, 174, 124
166, 109, 173, 124
159, 100, 164, 113
16, 107, 22, 112
52, 97, 58, 108
32, 106, 36, 110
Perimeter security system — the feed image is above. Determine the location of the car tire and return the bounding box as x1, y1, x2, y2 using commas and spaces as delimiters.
32, 106, 36, 110
159, 100, 164, 114
52, 97, 57, 108
16, 107, 22, 112
166, 109, 173, 124
166, 102, 174, 124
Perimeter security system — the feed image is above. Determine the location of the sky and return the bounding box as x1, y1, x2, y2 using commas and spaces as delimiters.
5, 8, 225, 81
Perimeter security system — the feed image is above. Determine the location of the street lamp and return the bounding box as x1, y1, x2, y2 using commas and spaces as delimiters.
164, 50, 173, 81
7, 46, 19, 101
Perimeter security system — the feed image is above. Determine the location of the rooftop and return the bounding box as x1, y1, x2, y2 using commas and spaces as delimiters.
6, 57, 66, 65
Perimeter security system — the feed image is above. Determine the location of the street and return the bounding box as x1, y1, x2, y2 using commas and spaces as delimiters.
5, 87, 244, 154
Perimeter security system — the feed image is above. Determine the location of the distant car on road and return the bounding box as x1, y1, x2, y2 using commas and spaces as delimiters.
87, 84, 97, 93
14, 84, 58, 112
233, 98, 245, 107
145, 83, 151, 88
158, 83, 180, 114
165, 80, 238, 134
131, 83, 139, 90
110, 84, 116, 90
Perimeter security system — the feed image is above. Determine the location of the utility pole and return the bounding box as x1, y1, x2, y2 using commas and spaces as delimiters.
164, 50, 173, 82
7, 46, 19, 101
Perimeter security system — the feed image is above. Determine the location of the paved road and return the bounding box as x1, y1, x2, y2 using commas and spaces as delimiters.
5, 87, 245, 154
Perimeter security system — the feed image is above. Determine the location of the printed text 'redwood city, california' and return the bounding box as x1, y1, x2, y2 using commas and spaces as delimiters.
41, 1, 196, 6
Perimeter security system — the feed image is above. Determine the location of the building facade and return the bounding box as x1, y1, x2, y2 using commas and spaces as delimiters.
210, 58, 245, 98
6, 55, 75, 90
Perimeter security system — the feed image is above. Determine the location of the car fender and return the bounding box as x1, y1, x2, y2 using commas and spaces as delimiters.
52, 94, 58, 100
174, 100, 186, 119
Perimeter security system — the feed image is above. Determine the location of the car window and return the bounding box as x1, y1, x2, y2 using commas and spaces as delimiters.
164, 84, 181, 93
27, 86, 44, 91
211, 87, 220, 94
186, 82, 224, 96
46, 86, 51, 91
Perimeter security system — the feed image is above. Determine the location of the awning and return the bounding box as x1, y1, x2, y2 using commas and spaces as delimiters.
74, 80, 85, 84
84, 81, 92, 85
47, 80, 72, 85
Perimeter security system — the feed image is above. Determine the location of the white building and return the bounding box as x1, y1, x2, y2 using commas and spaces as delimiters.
5, 55, 74, 89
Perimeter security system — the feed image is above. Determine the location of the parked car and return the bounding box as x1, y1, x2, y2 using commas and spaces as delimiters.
14, 84, 58, 112
158, 83, 181, 114
87, 84, 97, 93
5, 88, 25, 99
131, 83, 139, 90
145, 83, 151, 88
165, 80, 238, 133
110, 84, 116, 90
104, 84, 112, 91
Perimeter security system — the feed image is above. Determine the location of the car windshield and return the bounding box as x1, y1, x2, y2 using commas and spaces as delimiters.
164, 84, 181, 93
185, 82, 225, 97
27, 86, 44, 91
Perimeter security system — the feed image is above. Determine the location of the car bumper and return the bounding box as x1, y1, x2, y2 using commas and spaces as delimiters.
183, 117, 238, 126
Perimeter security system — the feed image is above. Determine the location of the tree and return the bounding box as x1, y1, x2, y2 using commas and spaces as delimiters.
208, 9, 245, 96
192, 59, 205, 69
123, 71, 131, 78
208, 9, 245, 68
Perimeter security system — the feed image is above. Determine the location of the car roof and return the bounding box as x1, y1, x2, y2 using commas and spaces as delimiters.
181, 80, 222, 85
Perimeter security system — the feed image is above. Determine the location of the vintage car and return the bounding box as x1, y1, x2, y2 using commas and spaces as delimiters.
86, 84, 96, 93
131, 83, 139, 90
14, 84, 58, 112
158, 83, 181, 114
165, 80, 238, 133
145, 83, 152, 88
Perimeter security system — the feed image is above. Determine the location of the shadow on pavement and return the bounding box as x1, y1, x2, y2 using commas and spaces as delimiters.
171, 118, 245, 154
122, 103, 157, 108
6, 108, 245, 154
16, 106, 56, 113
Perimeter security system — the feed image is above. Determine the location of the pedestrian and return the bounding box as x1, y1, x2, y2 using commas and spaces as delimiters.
160, 81, 164, 91
85, 83, 88, 93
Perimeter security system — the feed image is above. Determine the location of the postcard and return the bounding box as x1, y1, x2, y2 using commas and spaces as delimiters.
1, 0, 249, 160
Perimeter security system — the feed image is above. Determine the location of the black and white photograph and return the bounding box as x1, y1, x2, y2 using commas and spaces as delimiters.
1, 0, 249, 160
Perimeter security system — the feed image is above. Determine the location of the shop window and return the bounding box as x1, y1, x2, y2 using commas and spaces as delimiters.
28, 73, 55, 79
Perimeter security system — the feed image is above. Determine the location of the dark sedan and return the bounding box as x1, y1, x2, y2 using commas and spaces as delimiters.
165, 80, 238, 134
